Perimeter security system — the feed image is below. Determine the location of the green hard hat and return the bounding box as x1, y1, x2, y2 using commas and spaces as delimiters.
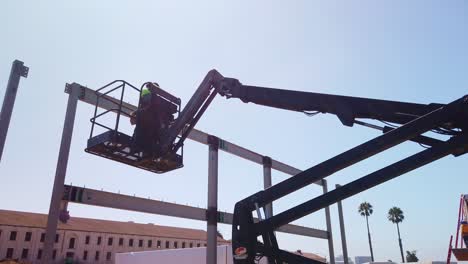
141, 87, 150, 97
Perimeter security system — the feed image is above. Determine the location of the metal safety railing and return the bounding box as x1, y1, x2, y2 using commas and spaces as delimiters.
89, 80, 140, 139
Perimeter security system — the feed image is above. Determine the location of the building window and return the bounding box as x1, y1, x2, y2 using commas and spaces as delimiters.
69, 237, 76, 249
85, 235, 90, 244
197, 243, 200, 247
95, 251, 100, 261
83, 250, 88, 260
119, 237, 124, 246
174, 241, 178, 248
37, 249, 42, 260
25, 232, 32, 242
40, 233, 45, 242
165, 241, 169, 248
52, 249, 57, 260
189, 242, 193, 248
182, 242, 186, 248
6, 248, 14, 259
55, 234, 59, 243
204, 243, 207, 247
129, 238, 134, 247
21, 248, 29, 259
138, 239, 143, 247
66, 252, 74, 258
108, 237, 113, 246
9, 231, 17, 241
97, 236, 102, 245
106, 252, 112, 261
148, 240, 152, 247
157, 240, 161, 248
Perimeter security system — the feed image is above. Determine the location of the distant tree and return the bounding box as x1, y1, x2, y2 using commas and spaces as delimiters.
406, 250, 418, 262
388, 207, 405, 263
358, 202, 375, 261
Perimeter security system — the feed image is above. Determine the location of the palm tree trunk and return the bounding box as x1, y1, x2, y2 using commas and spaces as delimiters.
397, 223, 405, 262
366, 215, 375, 261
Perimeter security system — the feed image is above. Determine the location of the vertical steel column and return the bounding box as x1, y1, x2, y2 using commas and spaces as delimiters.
323, 179, 335, 264
42, 83, 80, 264
206, 135, 219, 264
263, 156, 273, 218
336, 184, 349, 264
0, 60, 28, 162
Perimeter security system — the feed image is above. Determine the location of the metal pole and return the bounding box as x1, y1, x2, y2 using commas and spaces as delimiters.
336, 184, 349, 264
323, 179, 335, 264
447, 235, 453, 264
263, 156, 273, 218
206, 135, 219, 264
42, 83, 79, 264
0, 60, 28, 162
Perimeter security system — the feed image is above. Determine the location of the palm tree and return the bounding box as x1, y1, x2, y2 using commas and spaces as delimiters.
388, 207, 405, 263
358, 202, 375, 261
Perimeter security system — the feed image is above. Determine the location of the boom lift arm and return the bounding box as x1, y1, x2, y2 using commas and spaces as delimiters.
161, 69, 462, 159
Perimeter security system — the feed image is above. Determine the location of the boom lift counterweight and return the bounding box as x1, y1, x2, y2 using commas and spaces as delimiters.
86, 70, 468, 264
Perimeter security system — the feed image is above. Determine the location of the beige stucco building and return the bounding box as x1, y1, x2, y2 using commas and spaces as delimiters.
0, 209, 228, 263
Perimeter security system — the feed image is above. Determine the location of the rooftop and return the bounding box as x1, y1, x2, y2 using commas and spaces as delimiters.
0, 209, 226, 242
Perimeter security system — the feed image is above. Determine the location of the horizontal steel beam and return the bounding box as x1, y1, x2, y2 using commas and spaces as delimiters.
63, 185, 328, 239
65, 83, 320, 185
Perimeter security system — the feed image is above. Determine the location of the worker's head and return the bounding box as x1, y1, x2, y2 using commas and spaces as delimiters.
141, 87, 150, 97
141, 82, 160, 98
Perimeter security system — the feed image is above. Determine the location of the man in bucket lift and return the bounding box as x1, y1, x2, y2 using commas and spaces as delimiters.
130, 82, 163, 157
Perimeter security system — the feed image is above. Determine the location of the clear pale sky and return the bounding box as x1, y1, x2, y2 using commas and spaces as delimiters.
1, 1, 467, 262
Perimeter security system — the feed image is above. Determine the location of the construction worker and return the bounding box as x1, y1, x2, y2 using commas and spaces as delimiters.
130, 83, 163, 157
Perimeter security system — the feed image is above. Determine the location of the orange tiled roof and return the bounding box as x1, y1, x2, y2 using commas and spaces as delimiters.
0, 209, 226, 242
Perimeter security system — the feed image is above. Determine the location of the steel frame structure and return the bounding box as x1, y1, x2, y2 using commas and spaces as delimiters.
0, 60, 28, 162
41, 83, 341, 264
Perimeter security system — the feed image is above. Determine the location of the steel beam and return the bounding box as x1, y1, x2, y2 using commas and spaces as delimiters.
62, 185, 328, 239
0, 60, 28, 162
323, 180, 335, 264
207, 136, 219, 264
64, 84, 321, 185
263, 156, 273, 218
42, 83, 79, 264
336, 184, 349, 264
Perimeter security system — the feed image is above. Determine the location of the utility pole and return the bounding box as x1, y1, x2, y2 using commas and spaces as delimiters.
0, 60, 28, 161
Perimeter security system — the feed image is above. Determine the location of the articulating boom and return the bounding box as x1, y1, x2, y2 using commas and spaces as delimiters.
162, 69, 464, 158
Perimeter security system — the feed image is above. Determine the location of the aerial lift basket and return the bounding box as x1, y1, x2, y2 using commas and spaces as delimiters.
85, 80, 183, 173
